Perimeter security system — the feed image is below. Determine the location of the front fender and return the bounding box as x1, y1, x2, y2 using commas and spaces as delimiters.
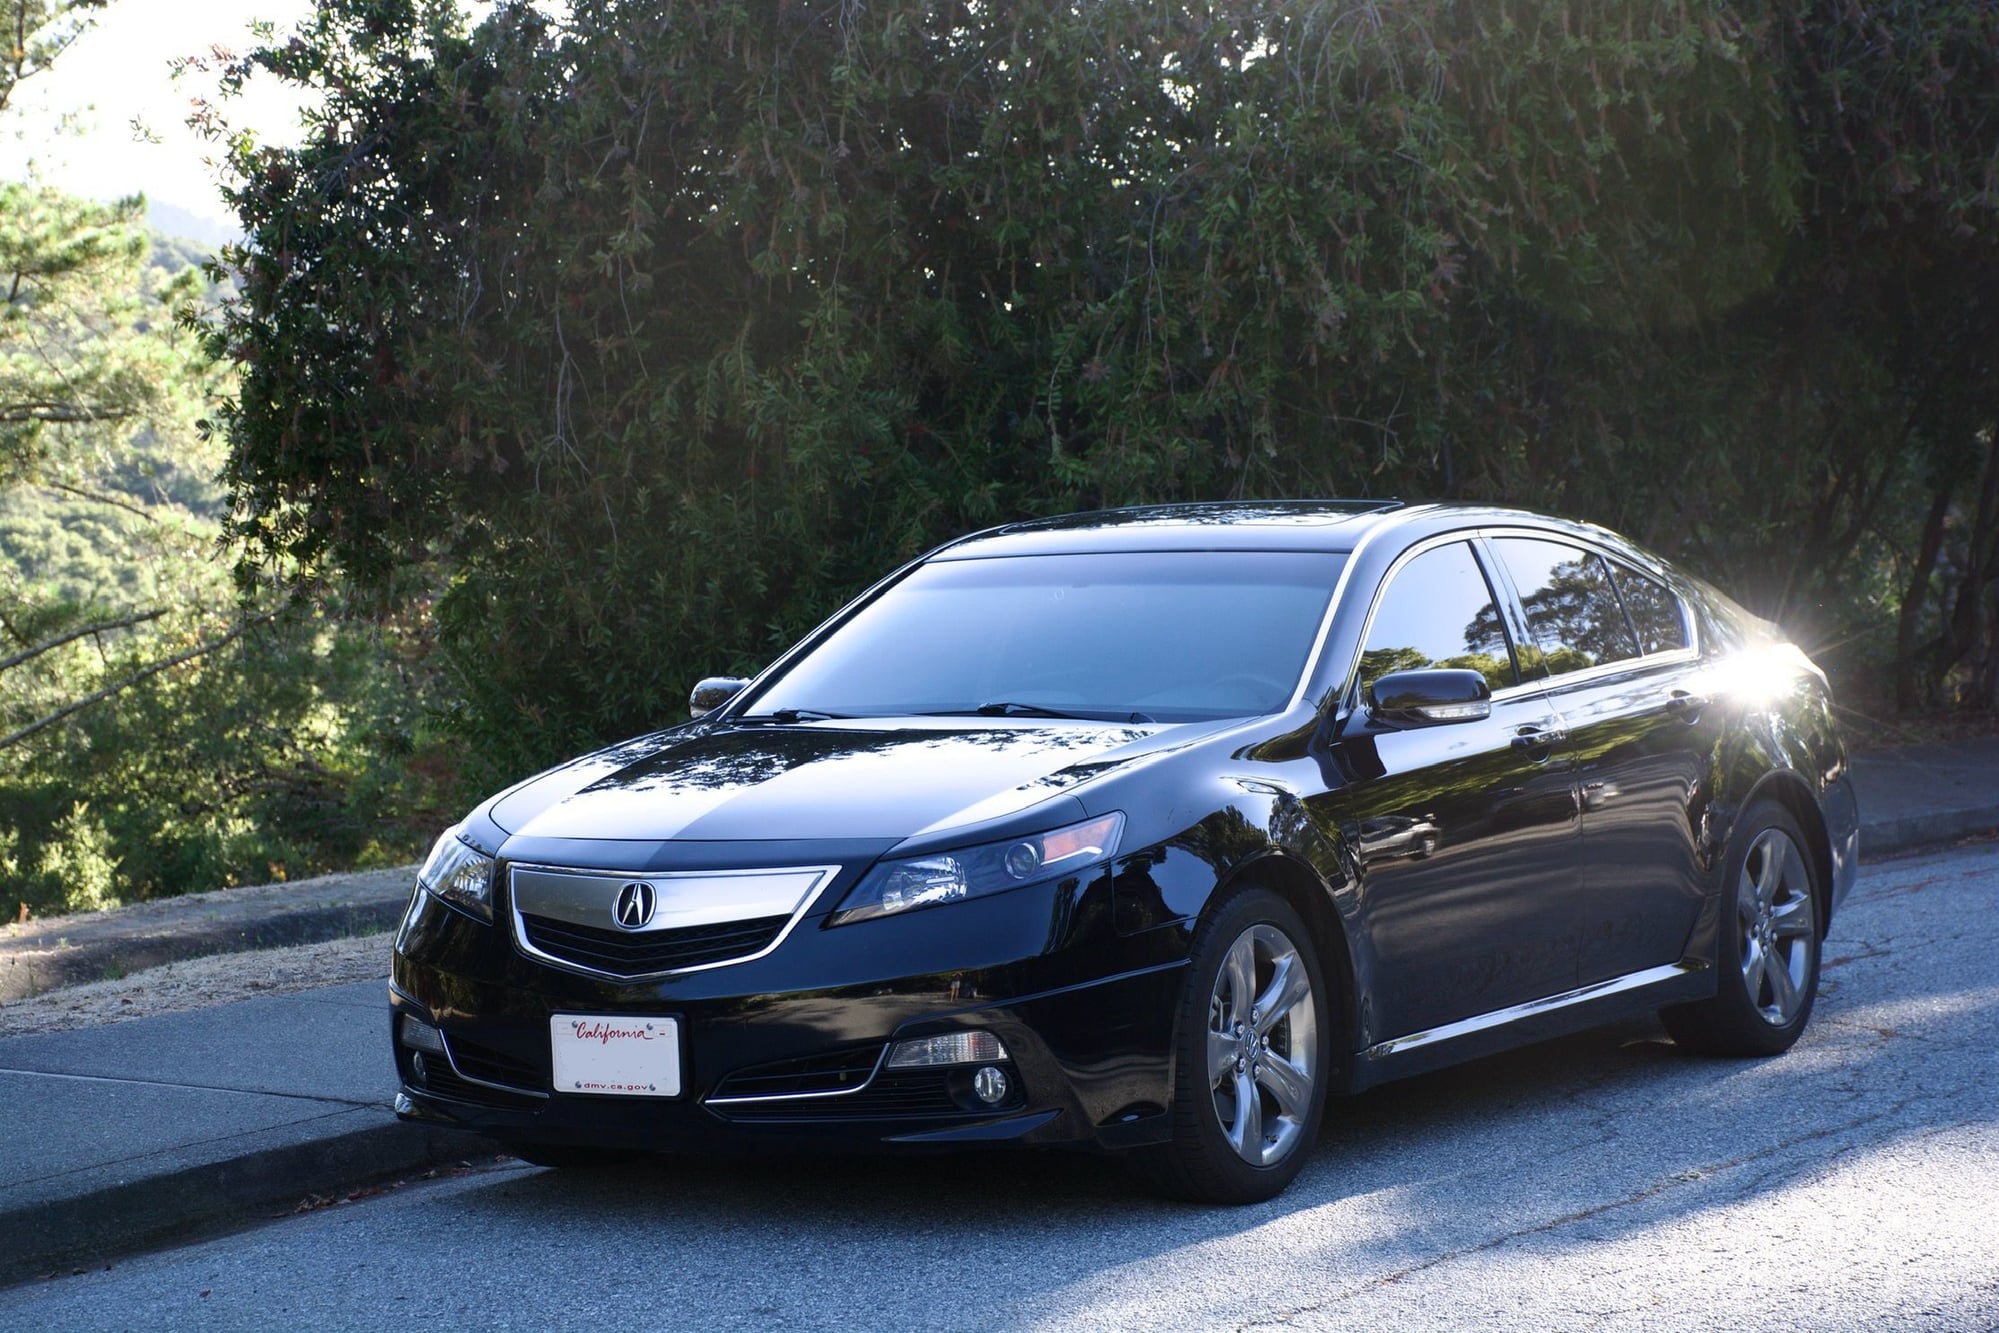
1707, 678, 1856, 930
1109, 780, 1367, 1087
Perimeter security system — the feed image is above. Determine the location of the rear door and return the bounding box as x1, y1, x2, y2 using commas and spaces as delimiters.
1486, 535, 1715, 984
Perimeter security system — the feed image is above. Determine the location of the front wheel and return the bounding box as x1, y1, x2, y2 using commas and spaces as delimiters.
1662, 799, 1823, 1057
1133, 887, 1331, 1204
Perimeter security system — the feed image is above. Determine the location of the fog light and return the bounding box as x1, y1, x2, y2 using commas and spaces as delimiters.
972, 1066, 1010, 1105
399, 1014, 447, 1056
410, 1050, 430, 1083
886, 1030, 1009, 1068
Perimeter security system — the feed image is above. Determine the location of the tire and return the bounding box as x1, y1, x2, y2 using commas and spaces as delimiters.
1661, 799, 1823, 1057
498, 1140, 638, 1169
1132, 887, 1331, 1204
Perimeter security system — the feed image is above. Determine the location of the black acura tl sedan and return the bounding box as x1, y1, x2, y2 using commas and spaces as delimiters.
391, 501, 1859, 1203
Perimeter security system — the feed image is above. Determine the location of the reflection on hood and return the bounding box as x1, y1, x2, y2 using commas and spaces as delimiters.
488, 719, 1199, 844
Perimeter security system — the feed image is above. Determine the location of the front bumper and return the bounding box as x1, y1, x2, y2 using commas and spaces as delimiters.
389, 866, 1188, 1154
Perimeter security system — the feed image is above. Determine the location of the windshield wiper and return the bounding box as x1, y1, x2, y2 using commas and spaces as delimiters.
733, 708, 850, 724
929, 702, 1158, 724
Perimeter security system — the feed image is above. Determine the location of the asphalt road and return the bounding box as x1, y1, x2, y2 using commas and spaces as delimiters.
6, 842, 1996, 1331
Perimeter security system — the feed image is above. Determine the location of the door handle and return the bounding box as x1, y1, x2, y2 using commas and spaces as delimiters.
1665, 690, 1707, 722
1510, 724, 1566, 752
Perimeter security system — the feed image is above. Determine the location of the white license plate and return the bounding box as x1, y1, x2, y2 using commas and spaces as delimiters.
550, 1014, 681, 1097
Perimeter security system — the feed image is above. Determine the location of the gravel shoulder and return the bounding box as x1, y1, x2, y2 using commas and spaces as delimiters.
0, 924, 396, 1038
0, 866, 412, 1006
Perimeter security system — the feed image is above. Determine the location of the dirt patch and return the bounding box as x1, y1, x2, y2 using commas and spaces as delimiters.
0, 931, 395, 1038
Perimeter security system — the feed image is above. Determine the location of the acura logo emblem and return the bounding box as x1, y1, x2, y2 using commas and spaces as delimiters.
613, 881, 657, 930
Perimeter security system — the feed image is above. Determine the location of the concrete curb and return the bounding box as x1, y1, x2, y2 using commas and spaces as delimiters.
1, 869, 414, 1002
1861, 808, 1999, 861
0, 1112, 487, 1286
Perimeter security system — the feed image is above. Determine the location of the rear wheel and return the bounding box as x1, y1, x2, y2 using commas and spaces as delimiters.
1133, 887, 1331, 1204
1662, 799, 1822, 1056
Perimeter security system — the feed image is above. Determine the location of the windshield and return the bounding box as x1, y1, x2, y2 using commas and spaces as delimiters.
748, 550, 1345, 722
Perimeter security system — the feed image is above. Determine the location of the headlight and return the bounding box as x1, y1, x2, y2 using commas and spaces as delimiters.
418, 825, 496, 922
829, 811, 1124, 926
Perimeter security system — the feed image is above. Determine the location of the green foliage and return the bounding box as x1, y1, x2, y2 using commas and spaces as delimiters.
0, 186, 199, 487
0, 0, 447, 915
203, 0, 1999, 777
0, 0, 104, 115
22, 801, 117, 912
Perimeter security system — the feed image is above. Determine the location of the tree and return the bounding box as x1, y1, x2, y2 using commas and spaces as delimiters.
0, 0, 103, 115
0, 0, 447, 915
204, 0, 1999, 781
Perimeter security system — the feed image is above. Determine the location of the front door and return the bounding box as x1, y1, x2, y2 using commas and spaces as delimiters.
1313, 538, 1584, 1045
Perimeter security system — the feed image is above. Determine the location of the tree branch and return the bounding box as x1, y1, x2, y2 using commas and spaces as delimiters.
37, 479, 162, 522
0, 607, 168, 673
0, 402, 142, 425
0, 611, 276, 750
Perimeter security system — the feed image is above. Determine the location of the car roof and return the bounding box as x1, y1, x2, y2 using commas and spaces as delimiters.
929, 499, 1653, 561
932, 500, 1409, 558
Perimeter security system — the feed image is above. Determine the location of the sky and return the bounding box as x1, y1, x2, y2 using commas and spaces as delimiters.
0, 0, 319, 235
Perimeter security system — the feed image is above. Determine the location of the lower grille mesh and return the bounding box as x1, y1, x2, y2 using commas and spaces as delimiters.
447, 1035, 544, 1091
710, 1047, 883, 1101
711, 1071, 969, 1122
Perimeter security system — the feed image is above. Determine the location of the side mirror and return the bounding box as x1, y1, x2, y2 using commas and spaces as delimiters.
1366, 668, 1492, 725
689, 676, 751, 719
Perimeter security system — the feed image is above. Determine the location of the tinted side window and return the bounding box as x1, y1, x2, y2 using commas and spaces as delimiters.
1494, 537, 1640, 679
1608, 560, 1689, 654
1357, 541, 1517, 697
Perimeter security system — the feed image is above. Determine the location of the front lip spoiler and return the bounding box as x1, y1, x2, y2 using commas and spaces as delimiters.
883, 1109, 1061, 1143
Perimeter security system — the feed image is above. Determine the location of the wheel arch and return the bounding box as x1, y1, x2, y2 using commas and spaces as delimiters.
1210, 849, 1361, 1089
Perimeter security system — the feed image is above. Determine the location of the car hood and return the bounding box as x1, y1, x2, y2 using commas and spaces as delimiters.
487, 718, 1206, 844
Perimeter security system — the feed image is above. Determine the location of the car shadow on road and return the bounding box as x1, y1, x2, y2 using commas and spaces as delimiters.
419, 897, 1994, 1327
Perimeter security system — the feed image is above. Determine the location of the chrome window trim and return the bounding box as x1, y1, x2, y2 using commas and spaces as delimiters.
1491, 644, 1701, 701
1336, 524, 1703, 713
507, 863, 843, 983
1335, 527, 1516, 710
1364, 960, 1703, 1061
1476, 525, 1701, 661
703, 1045, 893, 1107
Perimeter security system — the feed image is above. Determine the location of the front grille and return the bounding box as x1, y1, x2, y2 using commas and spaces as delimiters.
710, 1047, 883, 1101
711, 1070, 970, 1122
520, 911, 790, 978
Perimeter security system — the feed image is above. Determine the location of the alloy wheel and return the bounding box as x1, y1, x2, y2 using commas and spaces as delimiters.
1205, 922, 1319, 1166
1735, 826, 1818, 1026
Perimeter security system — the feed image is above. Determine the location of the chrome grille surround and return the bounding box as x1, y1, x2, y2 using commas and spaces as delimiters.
508, 863, 840, 981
